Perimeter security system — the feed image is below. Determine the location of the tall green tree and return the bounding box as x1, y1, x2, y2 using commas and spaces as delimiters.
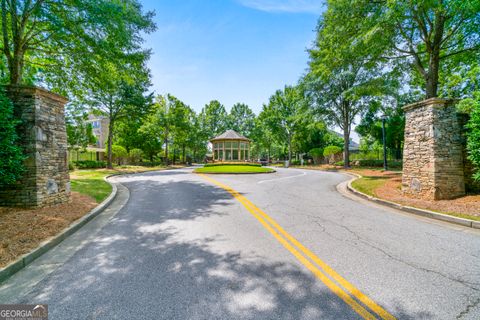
87, 59, 153, 168
141, 94, 192, 165
305, 65, 386, 167
199, 100, 228, 138
306, 4, 396, 168
0, 0, 155, 87
227, 103, 256, 138
325, 0, 480, 98
263, 85, 309, 162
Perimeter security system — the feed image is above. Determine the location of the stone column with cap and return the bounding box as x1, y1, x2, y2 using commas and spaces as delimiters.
0, 86, 70, 207
402, 98, 465, 200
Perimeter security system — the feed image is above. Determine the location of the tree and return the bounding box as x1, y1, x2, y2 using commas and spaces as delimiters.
263, 85, 309, 162
199, 100, 228, 138
65, 105, 96, 155
251, 111, 278, 161
141, 94, 192, 165
306, 6, 394, 168
0, 90, 24, 185
87, 58, 153, 168
467, 102, 480, 181
0, 0, 155, 87
305, 64, 384, 168
355, 102, 404, 160
227, 103, 256, 138
326, 0, 480, 98
186, 112, 208, 163
171, 104, 194, 164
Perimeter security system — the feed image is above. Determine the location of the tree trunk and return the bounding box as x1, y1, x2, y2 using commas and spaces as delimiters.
288, 134, 292, 162
425, 12, 445, 99
182, 144, 186, 163
425, 56, 440, 98
343, 127, 350, 168
107, 119, 114, 169
9, 52, 24, 85
164, 132, 169, 166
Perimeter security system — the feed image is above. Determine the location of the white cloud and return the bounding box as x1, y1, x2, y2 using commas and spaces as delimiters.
236, 0, 324, 14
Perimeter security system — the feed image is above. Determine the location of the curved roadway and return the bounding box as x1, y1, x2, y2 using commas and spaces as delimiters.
2, 167, 480, 319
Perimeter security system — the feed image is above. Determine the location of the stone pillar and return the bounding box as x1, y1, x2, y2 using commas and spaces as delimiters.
402, 98, 465, 200
0, 86, 70, 207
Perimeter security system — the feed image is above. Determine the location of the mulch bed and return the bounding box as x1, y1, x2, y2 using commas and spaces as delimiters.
0, 192, 97, 268
352, 169, 480, 218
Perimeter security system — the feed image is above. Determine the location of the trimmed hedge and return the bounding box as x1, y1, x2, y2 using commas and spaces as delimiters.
73, 160, 107, 169
204, 162, 261, 167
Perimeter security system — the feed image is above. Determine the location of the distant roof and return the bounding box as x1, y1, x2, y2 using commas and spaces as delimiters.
210, 130, 250, 142
331, 131, 360, 151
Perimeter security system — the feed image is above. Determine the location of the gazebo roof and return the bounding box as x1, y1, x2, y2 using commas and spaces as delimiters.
210, 130, 250, 142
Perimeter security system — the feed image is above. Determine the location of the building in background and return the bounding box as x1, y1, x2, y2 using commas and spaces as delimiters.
87, 115, 110, 149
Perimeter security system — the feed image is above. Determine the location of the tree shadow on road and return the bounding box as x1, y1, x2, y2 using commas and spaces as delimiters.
19, 179, 433, 319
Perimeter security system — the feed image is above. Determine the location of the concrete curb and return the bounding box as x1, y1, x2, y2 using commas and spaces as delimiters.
0, 176, 119, 284
345, 173, 479, 229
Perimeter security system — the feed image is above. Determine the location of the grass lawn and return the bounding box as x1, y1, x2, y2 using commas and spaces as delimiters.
194, 165, 274, 174
350, 176, 390, 197
70, 170, 114, 203
70, 165, 170, 202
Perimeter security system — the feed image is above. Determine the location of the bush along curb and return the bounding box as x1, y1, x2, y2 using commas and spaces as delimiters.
0, 176, 119, 284
346, 173, 480, 230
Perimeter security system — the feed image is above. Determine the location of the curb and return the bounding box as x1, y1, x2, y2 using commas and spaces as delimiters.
345, 174, 480, 229
0, 176, 119, 284
193, 170, 276, 175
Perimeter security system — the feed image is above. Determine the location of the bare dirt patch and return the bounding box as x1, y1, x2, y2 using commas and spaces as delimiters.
0, 192, 97, 268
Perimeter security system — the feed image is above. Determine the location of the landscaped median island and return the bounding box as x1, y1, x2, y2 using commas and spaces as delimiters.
194, 163, 275, 174
0, 165, 176, 269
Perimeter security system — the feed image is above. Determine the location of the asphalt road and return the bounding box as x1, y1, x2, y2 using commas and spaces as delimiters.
3, 167, 480, 319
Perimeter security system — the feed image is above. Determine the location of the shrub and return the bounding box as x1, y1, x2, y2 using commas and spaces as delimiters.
129, 148, 144, 163
68, 162, 75, 171
134, 161, 164, 167
0, 91, 25, 185
335, 161, 344, 166
106, 145, 128, 165
74, 160, 107, 169
309, 148, 323, 156
323, 145, 342, 157
204, 163, 261, 167
466, 103, 480, 181
291, 159, 301, 166
309, 148, 324, 165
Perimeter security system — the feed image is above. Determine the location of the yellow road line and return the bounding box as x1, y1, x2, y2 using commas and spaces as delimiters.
198, 173, 396, 320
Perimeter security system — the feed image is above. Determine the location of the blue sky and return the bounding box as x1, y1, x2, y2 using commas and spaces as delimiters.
140, 0, 323, 115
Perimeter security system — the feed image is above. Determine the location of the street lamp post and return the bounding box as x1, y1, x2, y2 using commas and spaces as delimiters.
381, 115, 388, 171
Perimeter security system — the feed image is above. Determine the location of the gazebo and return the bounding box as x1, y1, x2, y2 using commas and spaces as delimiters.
210, 130, 251, 162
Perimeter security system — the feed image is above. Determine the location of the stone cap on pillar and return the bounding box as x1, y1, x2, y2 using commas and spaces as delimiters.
5, 85, 69, 105
403, 98, 459, 112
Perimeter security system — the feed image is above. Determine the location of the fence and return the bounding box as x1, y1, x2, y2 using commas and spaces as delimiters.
68, 150, 103, 162
350, 148, 402, 161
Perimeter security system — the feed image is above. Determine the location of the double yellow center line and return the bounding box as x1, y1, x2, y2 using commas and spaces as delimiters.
198, 173, 396, 320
